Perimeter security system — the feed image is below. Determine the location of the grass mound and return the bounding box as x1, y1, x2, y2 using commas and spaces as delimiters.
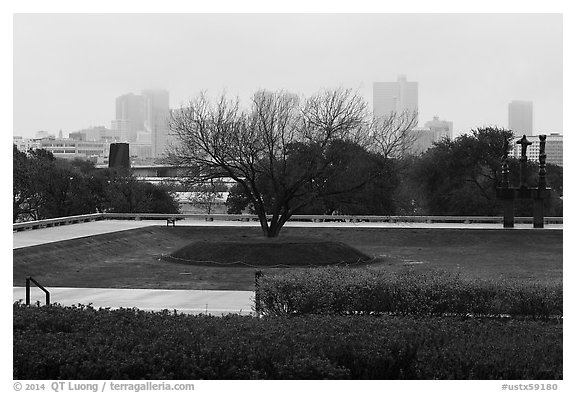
166, 236, 372, 267
13, 226, 562, 290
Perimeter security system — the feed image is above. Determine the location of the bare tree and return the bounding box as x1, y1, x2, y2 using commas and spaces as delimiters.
168, 88, 376, 237
369, 110, 419, 159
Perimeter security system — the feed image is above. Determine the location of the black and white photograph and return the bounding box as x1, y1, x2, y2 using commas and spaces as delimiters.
7, 2, 571, 390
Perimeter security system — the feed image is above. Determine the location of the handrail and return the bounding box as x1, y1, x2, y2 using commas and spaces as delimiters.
101, 212, 563, 224
13, 213, 105, 231
13, 212, 563, 232
25, 276, 50, 306
254, 270, 263, 317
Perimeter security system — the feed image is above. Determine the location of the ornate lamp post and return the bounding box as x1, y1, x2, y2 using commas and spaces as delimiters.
498, 139, 515, 228
496, 134, 550, 228
532, 135, 549, 228
517, 135, 532, 191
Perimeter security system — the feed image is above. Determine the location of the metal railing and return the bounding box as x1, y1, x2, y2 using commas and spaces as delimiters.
92, 212, 567, 226
254, 270, 263, 317
25, 277, 50, 306
13, 213, 105, 231
13, 212, 563, 232
98, 212, 566, 224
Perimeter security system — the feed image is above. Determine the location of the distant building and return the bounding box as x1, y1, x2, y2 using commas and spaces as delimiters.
110, 119, 130, 143
407, 116, 453, 155
13, 136, 41, 152
424, 116, 453, 141
130, 144, 153, 160
136, 131, 152, 144
70, 126, 119, 143
112, 89, 171, 158
115, 93, 147, 142
373, 75, 418, 122
68, 131, 86, 141
34, 130, 55, 139
510, 133, 563, 166
39, 138, 108, 160
410, 127, 435, 154
508, 100, 533, 136
142, 89, 171, 159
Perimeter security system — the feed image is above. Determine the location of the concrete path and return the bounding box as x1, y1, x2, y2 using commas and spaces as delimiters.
13, 287, 255, 316
12, 218, 562, 249
13, 220, 170, 249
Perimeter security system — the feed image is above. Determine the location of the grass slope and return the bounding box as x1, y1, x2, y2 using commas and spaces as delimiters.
13, 226, 563, 290
168, 236, 371, 267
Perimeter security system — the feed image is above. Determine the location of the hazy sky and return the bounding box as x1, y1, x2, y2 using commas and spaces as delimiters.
13, 13, 563, 138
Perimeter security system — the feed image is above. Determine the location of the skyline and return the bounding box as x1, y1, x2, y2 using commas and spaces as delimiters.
13, 13, 563, 138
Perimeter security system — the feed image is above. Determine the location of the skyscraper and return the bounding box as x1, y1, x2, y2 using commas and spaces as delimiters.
508, 100, 533, 136
373, 75, 418, 121
113, 89, 171, 158
142, 89, 170, 158
115, 93, 147, 142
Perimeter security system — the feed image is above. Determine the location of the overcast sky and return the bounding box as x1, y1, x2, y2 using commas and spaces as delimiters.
13, 13, 563, 138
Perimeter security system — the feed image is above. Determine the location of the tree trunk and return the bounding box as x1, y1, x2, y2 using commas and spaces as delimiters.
265, 210, 292, 238
266, 220, 282, 238
253, 207, 271, 238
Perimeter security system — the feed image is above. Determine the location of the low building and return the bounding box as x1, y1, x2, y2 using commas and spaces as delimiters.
408, 116, 453, 155
410, 127, 435, 154
131, 143, 153, 159
13, 136, 41, 152
39, 138, 109, 160
70, 126, 119, 143
510, 133, 563, 166
424, 116, 453, 141
34, 130, 55, 139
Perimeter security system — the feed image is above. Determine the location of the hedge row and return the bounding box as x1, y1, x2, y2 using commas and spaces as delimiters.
14, 303, 562, 380
256, 267, 563, 318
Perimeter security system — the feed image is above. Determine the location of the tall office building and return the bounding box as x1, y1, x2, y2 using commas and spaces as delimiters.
115, 93, 147, 142
508, 100, 533, 136
373, 75, 419, 122
142, 89, 170, 158
113, 89, 171, 158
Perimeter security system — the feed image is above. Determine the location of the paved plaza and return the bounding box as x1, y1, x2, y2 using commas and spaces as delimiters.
13, 287, 254, 316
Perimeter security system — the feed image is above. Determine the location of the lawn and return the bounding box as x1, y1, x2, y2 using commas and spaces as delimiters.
13, 225, 562, 290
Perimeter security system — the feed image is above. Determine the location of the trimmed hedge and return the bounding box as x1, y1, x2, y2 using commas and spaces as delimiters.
256, 267, 563, 318
14, 303, 562, 380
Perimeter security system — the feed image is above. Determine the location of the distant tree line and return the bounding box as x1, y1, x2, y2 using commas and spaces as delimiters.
13, 146, 179, 223
224, 127, 563, 218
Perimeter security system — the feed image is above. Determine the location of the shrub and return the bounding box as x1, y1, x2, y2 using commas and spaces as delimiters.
256, 267, 562, 318
13, 303, 562, 380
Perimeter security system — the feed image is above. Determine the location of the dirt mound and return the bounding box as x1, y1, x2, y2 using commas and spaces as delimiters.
167, 236, 372, 267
